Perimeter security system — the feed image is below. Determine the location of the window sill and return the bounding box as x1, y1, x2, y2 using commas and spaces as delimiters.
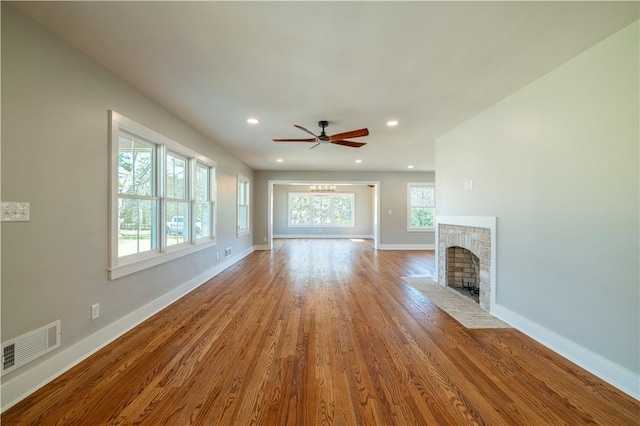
237, 229, 250, 238
109, 239, 217, 280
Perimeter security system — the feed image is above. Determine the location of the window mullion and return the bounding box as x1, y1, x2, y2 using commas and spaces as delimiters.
117, 194, 158, 201
158, 144, 167, 252
311, 195, 317, 225
209, 166, 215, 240
189, 158, 195, 243
329, 194, 335, 226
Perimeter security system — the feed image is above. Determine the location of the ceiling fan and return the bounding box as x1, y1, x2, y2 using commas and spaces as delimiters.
273, 120, 369, 149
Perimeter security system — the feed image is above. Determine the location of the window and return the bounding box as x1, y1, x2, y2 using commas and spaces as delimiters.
237, 174, 250, 236
407, 183, 435, 231
195, 162, 214, 240
109, 111, 217, 279
288, 192, 355, 227
117, 132, 158, 257
166, 152, 189, 246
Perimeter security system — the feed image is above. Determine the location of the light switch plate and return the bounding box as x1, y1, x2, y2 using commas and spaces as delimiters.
1, 202, 30, 222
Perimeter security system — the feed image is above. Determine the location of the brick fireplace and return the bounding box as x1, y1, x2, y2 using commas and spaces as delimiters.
436, 217, 496, 312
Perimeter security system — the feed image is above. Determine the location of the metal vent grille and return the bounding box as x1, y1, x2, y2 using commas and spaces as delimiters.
3, 344, 15, 370
2, 320, 60, 376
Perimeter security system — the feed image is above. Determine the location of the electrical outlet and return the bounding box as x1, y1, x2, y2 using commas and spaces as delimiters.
216, 252, 220, 260
263, 237, 267, 242
91, 303, 100, 320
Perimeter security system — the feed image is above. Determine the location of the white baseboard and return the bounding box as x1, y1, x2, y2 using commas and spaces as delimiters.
377, 244, 435, 250
253, 244, 269, 250
0, 247, 255, 413
273, 234, 373, 239
492, 304, 640, 400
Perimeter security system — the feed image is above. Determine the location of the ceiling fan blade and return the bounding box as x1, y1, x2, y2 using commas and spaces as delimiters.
294, 125, 319, 138
272, 138, 317, 142
331, 140, 367, 148
309, 143, 321, 150
329, 128, 369, 141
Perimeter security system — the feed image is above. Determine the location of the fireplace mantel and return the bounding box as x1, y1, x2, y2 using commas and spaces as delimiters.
437, 216, 496, 229
435, 216, 497, 312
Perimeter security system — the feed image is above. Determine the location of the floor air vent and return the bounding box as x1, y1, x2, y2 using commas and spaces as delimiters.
1, 320, 60, 376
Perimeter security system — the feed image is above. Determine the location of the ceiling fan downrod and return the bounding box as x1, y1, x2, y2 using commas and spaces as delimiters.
318, 120, 329, 140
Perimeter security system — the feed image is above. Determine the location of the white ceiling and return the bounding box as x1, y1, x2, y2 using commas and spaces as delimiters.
13, 1, 639, 172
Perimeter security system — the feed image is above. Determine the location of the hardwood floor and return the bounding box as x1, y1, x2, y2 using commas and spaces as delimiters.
3, 239, 638, 425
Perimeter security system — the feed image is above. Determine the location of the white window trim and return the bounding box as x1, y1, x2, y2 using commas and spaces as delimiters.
109, 110, 217, 280
407, 182, 435, 232
288, 192, 356, 228
237, 174, 250, 237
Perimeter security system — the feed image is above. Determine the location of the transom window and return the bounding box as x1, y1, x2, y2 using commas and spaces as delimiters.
109, 111, 217, 279
407, 183, 435, 231
288, 192, 355, 227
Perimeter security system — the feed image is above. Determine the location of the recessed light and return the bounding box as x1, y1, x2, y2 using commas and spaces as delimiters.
387, 120, 399, 127
407, 165, 414, 169
276, 159, 283, 163
355, 159, 362, 163
247, 118, 259, 124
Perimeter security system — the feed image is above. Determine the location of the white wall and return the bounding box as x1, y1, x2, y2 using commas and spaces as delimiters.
253, 170, 436, 249
436, 21, 639, 396
1, 4, 254, 408
273, 185, 373, 237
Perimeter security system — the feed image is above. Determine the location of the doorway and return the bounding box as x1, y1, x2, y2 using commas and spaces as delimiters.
267, 180, 380, 250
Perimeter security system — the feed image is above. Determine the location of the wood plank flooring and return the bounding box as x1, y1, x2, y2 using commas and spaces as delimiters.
2, 239, 638, 425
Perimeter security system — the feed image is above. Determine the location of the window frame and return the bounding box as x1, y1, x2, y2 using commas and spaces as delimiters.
237, 174, 250, 237
109, 111, 217, 280
165, 150, 191, 248
288, 192, 356, 228
115, 129, 160, 260
407, 182, 436, 232
194, 161, 216, 243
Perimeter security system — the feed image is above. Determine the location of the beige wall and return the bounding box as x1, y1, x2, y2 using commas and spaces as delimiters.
436, 21, 639, 392
1, 3, 253, 391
